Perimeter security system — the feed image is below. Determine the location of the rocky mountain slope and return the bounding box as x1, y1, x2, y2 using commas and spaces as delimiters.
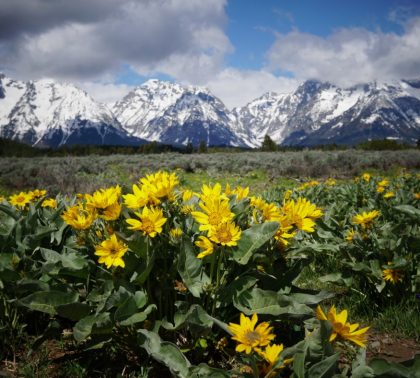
1, 74, 419, 148
0, 74, 142, 148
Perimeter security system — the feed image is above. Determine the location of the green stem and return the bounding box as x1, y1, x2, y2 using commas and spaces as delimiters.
211, 248, 224, 316
250, 354, 260, 378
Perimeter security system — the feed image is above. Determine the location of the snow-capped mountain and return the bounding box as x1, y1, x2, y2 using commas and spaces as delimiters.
1, 73, 419, 149
235, 79, 420, 147
0, 74, 143, 147
113, 79, 244, 146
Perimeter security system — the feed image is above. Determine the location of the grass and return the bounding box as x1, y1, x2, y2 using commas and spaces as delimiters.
297, 264, 420, 341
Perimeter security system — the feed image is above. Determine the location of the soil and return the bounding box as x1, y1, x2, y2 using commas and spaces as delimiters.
367, 330, 420, 363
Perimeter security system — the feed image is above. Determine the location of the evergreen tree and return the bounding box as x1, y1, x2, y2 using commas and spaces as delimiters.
261, 134, 277, 151
198, 140, 208, 153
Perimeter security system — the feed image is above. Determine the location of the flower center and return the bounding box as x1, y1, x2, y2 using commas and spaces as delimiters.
216, 227, 232, 243
142, 219, 155, 234
244, 330, 262, 345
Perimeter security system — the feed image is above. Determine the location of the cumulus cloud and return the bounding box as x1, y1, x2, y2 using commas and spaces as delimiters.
267, 17, 420, 87
0, 0, 230, 82
205, 68, 298, 109
77, 81, 135, 106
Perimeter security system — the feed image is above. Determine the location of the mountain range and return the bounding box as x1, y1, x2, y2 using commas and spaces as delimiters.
1, 73, 419, 148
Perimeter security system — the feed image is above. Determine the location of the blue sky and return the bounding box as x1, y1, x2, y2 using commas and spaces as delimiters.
1, 0, 420, 107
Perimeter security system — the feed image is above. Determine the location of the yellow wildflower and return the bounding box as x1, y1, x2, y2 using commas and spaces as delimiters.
195, 235, 214, 258
382, 263, 404, 284
283, 189, 292, 200
231, 185, 250, 200
182, 189, 194, 202
198, 183, 228, 202
126, 206, 167, 238
383, 191, 395, 199
192, 197, 234, 232
208, 221, 242, 246
228, 313, 275, 354
282, 197, 323, 233
414, 193, 420, 200
9, 192, 33, 208
41, 198, 57, 209
325, 178, 337, 186
345, 228, 357, 242
352, 210, 380, 229
362, 173, 371, 182
29, 189, 47, 199
94, 234, 128, 269
123, 183, 159, 209
85, 186, 121, 220
169, 228, 183, 238
61, 204, 96, 230
316, 305, 369, 347
140, 171, 179, 200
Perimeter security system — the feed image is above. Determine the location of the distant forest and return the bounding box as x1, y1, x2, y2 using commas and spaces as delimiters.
0, 136, 417, 157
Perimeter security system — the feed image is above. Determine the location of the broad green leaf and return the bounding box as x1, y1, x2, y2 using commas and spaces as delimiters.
19, 291, 79, 315
114, 290, 147, 321
232, 222, 279, 265
16, 279, 50, 295
73, 312, 111, 342
319, 273, 354, 287
56, 302, 91, 321
138, 329, 191, 378
219, 275, 257, 305
307, 353, 339, 378
40, 248, 87, 270
289, 291, 334, 305
162, 304, 213, 331
0, 204, 20, 220
369, 355, 420, 377
394, 205, 420, 218
119, 304, 156, 326
177, 238, 209, 297
234, 288, 312, 316
188, 364, 232, 377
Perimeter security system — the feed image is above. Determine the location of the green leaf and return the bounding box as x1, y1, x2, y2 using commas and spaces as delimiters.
177, 238, 209, 298
114, 290, 147, 322
162, 304, 213, 331
307, 353, 339, 378
19, 291, 79, 315
56, 302, 91, 321
0, 203, 20, 220
234, 288, 312, 316
188, 364, 232, 377
394, 205, 420, 219
219, 275, 257, 305
73, 312, 112, 342
319, 273, 354, 287
119, 304, 156, 326
232, 222, 279, 265
138, 329, 191, 378
40, 248, 87, 270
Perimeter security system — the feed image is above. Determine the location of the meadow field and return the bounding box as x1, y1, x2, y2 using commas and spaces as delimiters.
0, 150, 419, 377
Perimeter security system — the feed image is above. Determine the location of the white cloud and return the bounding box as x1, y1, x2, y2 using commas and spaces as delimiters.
267, 17, 420, 87
1, 0, 230, 83
204, 68, 298, 109
77, 82, 135, 105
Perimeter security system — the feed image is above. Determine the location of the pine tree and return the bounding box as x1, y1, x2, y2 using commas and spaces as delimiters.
261, 134, 277, 151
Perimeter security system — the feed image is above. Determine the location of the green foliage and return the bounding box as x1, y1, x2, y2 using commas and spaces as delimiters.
261, 134, 278, 151
0, 169, 419, 375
